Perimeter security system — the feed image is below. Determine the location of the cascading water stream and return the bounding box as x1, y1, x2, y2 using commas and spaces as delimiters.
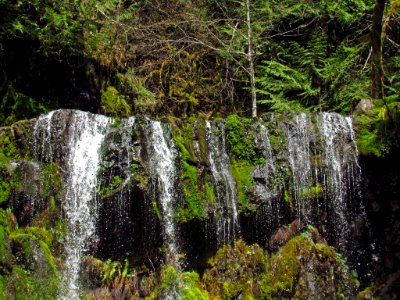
284, 113, 315, 220
58, 111, 110, 299
253, 122, 278, 231
29, 109, 370, 298
33, 110, 56, 162
317, 112, 361, 254
205, 121, 240, 245
147, 120, 181, 267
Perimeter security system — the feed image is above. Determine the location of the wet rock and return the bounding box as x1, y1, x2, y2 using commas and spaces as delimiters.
354, 99, 375, 115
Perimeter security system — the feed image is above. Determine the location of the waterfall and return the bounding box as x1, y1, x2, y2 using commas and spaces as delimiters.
206, 120, 240, 246
33, 110, 56, 163
28, 109, 370, 297
55, 111, 110, 299
284, 113, 316, 221
317, 112, 361, 254
147, 120, 181, 267
253, 122, 278, 232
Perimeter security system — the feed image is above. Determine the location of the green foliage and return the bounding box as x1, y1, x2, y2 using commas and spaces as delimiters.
0, 135, 19, 204
179, 272, 208, 300
256, 60, 315, 112
101, 86, 131, 118
0, 135, 19, 168
117, 69, 160, 113
2, 231, 59, 299
157, 265, 181, 298
150, 265, 209, 299
257, 31, 368, 112
102, 259, 121, 286
0, 84, 47, 126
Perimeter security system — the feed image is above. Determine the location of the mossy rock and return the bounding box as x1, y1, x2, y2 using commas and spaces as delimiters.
203, 240, 266, 299
261, 227, 359, 299
0, 232, 59, 299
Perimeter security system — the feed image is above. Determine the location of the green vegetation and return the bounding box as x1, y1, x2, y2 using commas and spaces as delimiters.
2, 0, 398, 120
354, 100, 400, 157
230, 161, 255, 213
0, 134, 19, 204
225, 115, 257, 162
0, 209, 59, 299
99, 175, 123, 199
1, 0, 399, 298
300, 184, 323, 199
101, 86, 131, 117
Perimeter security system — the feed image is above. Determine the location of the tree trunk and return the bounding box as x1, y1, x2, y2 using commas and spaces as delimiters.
246, 0, 257, 117
371, 0, 386, 99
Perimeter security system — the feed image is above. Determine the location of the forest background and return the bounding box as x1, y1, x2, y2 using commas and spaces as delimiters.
0, 0, 399, 124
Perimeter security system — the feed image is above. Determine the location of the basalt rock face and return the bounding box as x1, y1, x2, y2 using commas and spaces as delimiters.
0, 109, 393, 298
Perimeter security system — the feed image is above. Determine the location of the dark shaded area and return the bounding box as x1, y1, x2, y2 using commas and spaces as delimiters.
1, 37, 101, 116
179, 218, 216, 272
95, 185, 165, 269
362, 151, 400, 281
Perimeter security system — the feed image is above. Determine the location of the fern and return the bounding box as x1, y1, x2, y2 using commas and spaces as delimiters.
256, 60, 318, 111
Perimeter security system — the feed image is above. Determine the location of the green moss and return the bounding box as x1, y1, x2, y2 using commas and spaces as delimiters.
225, 115, 257, 162
203, 240, 266, 299
268, 124, 287, 153
0, 225, 7, 263
283, 188, 292, 207
204, 179, 216, 206
261, 235, 314, 297
172, 122, 196, 162
0, 181, 11, 205
197, 120, 208, 163
355, 105, 392, 157
230, 161, 255, 213
152, 199, 162, 220
155, 264, 180, 298
40, 163, 62, 199
0, 275, 5, 299
177, 162, 205, 222
260, 227, 358, 299
99, 175, 123, 199
101, 86, 131, 117
0, 135, 19, 168
6, 265, 58, 299
173, 121, 209, 222
3, 232, 59, 299
180, 271, 209, 300
357, 286, 376, 299
300, 184, 323, 199
0, 135, 20, 204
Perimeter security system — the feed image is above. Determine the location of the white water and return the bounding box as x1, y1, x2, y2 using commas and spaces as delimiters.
206, 121, 240, 245
33, 110, 56, 162
59, 111, 110, 299
284, 113, 314, 220
30, 110, 366, 296
253, 122, 278, 230
147, 121, 180, 267
116, 117, 136, 218
317, 112, 361, 253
